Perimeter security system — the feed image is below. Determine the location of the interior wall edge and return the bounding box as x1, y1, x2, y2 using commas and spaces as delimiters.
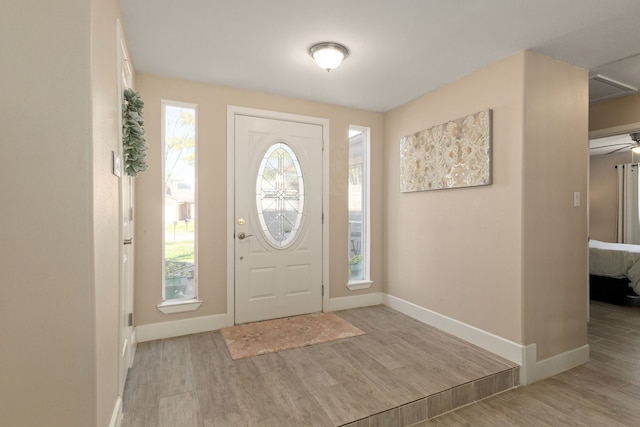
521, 343, 590, 385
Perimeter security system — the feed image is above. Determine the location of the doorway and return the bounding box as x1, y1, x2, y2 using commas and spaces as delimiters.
588, 122, 640, 319
227, 107, 330, 324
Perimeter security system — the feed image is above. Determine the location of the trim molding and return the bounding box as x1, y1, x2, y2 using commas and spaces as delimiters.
521, 343, 590, 385
346, 280, 374, 291
328, 292, 384, 311
157, 299, 203, 314
226, 106, 236, 327
382, 293, 589, 385
109, 396, 122, 427
136, 313, 229, 342
130, 329, 137, 367
132, 292, 589, 385
135, 293, 384, 343
383, 293, 525, 364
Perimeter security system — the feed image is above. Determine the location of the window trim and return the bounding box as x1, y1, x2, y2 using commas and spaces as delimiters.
158, 100, 201, 312
347, 125, 372, 290
157, 299, 203, 314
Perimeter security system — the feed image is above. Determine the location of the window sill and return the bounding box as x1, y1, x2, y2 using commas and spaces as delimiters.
157, 299, 203, 314
346, 280, 373, 291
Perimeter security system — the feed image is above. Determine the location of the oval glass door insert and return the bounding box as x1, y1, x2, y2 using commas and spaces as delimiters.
256, 142, 305, 248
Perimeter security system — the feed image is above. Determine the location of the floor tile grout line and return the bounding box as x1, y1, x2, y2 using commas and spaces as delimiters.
337, 367, 520, 426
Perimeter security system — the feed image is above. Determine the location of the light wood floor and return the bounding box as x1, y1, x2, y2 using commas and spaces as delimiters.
415, 300, 640, 426
121, 305, 517, 426
122, 301, 640, 426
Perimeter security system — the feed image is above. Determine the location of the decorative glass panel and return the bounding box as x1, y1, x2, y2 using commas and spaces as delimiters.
256, 142, 304, 248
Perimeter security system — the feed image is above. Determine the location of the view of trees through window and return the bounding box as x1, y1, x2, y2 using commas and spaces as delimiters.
348, 127, 368, 282
163, 102, 197, 300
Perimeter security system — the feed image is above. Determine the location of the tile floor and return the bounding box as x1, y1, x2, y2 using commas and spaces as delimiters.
122, 305, 518, 426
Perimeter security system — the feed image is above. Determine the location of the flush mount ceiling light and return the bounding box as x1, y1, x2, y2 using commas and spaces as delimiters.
309, 42, 349, 72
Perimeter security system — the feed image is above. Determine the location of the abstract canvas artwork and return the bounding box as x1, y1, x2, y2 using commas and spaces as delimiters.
400, 109, 492, 192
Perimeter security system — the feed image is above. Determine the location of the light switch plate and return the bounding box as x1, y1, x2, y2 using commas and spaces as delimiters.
573, 191, 580, 207
112, 151, 122, 177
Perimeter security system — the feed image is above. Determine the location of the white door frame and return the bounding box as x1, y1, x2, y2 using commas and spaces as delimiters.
226, 106, 330, 325
117, 19, 135, 397
588, 121, 640, 322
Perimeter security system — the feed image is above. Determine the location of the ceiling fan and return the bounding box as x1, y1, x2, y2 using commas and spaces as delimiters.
590, 132, 640, 155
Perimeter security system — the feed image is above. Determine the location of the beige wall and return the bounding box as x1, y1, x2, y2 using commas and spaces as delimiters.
135, 74, 384, 326
0, 9, 592, 422
383, 51, 589, 360
521, 52, 588, 360
590, 92, 640, 131
384, 52, 526, 343
0, 1, 95, 425
1, 0, 124, 426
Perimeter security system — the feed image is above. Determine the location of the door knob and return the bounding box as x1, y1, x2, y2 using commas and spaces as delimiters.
237, 232, 254, 240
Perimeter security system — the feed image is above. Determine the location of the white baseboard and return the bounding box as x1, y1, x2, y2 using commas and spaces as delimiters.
135, 313, 230, 342
382, 293, 589, 385
131, 292, 588, 386
135, 293, 383, 343
109, 396, 122, 427
328, 292, 384, 311
129, 329, 137, 368
136, 293, 383, 343
522, 343, 589, 385
383, 293, 525, 364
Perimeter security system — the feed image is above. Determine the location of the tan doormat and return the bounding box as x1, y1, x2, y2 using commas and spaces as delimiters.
221, 312, 366, 360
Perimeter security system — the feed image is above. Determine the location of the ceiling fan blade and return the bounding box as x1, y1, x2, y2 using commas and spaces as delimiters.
590, 142, 634, 150
606, 145, 633, 155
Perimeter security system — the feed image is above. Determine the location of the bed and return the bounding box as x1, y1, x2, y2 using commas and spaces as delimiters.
589, 239, 640, 306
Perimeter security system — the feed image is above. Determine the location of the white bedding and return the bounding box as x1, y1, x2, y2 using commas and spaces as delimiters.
589, 239, 640, 294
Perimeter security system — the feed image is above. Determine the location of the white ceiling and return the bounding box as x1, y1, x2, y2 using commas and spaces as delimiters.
121, 0, 640, 113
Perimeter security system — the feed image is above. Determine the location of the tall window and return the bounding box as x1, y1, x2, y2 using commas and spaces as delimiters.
348, 126, 370, 284
163, 101, 197, 301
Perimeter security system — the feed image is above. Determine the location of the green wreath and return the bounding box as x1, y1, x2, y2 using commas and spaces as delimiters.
122, 88, 148, 176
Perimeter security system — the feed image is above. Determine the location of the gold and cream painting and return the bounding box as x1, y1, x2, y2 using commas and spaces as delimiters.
400, 109, 492, 192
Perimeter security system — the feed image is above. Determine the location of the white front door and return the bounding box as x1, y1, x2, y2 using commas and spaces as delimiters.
118, 20, 135, 398
234, 114, 323, 324
120, 176, 134, 394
